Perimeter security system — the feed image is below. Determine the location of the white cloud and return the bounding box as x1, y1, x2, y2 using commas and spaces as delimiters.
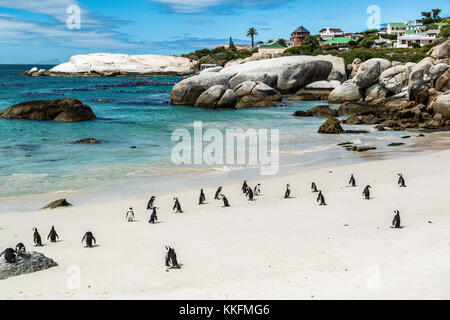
150, 0, 291, 13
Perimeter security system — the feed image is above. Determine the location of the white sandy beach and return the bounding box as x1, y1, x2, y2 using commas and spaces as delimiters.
1, 145, 449, 300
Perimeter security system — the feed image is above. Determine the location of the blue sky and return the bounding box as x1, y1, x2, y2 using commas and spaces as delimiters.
0, 0, 448, 64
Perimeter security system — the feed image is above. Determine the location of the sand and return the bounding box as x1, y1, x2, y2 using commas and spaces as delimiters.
0, 149, 449, 300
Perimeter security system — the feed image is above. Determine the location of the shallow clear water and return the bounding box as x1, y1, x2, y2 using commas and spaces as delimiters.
0, 65, 409, 199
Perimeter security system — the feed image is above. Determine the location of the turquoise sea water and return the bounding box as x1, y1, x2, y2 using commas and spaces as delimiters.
0, 64, 409, 200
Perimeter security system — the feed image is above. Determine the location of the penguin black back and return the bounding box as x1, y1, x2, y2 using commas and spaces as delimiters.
349, 174, 356, 187
0, 248, 17, 263
221, 194, 230, 207
363, 185, 371, 199
398, 174, 406, 187
47, 226, 59, 242
33, 228, 42, 246
284, 184, 291, 199
311, 182, 318, 193
214, 187, 222, 200
165, 246, 180, 269
246, 187, 254, 201
82, 231, 96, 248
199, 189, 206, 205
392, 210, 401, 228
147, 196, 156, 210
149, 207, 158, 224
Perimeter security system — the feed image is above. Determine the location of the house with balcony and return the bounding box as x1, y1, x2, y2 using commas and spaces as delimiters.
387, 23, 407, 35
405, 20, 426, 34
319, 27, 344, 41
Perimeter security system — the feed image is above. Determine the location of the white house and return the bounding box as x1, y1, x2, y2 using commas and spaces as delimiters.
405, 20, 425, 33
387, 23, 407, 36
319, 27, 344, 41
387, 21, 426, 36
395, 34, 437, 48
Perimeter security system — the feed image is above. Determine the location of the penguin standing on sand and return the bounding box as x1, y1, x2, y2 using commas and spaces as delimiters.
311, 182, 318, 193
126, 207, 135, 222
392, 210, 401, 228
0, 248, 17, 263
147, 196, 156, 210
214, 187, 223, 200
349, 174, 356, 187
398, 174, 406, 187
81, 232, 96, 248
149, 207, 158, 224
221, 194, 230, 207
284, 184, 291, 199
317, 191, 326, 206
242, 181, 248, 194
15, 243, 26, 256
363, 185, 371, 200
33, 228, 42, 246
47, 226, 59, 242
173, 197, 183, 213
199, 189, 206, 205
254, 184, 261, 196
165, 246, 180, 269
246, 186, 254, 201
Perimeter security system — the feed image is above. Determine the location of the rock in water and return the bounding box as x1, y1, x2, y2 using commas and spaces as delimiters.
72, 138, 100, 144
0, 98, 96, 122
318, 117, 344, 134
0, 252, 57, 280
47, 53, 196, 76
328, 81, 362, 104
43, 199, 72, 209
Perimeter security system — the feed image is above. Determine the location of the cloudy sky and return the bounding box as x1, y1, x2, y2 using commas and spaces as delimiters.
0, 0, 448, 64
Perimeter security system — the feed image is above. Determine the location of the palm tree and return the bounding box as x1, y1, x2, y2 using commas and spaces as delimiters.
247, 27, 258, 49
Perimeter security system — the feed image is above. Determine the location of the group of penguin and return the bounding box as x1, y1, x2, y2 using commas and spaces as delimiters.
1, 173, 407, 267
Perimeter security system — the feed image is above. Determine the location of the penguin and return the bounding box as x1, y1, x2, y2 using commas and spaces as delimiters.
173, 197, 183, 213
317, 191, 326, 206
221, 194, 230, 207
126, 207, 135, 222
47, 226, 59, 242
242, 181, 248, 194
81, 232, 96, 248
165, 246, 180, 269
214, 187, 223, 200
199, 189, 206, 205
349, 174, 356, 187
397, 174, 406, 187
363, 185, 371, 200
254, 184, 261, 196
15, 243, 26, 256
147, 196, 156, 210
0, 248, 17, 263
392, 210, 401, 229
284, 184, 291, 199
149, 207, 158, 224
311, 182, 318, 193
246, 186, 254, 201
33, 228, 42, 246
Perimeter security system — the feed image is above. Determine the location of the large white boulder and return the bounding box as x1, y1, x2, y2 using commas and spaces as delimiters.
354, 58, 392, 89
49, 53, 197, 76
328, 81, 362, 103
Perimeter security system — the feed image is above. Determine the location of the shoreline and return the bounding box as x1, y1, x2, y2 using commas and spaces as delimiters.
2, 130, 450, 214
1, 145, 449, 299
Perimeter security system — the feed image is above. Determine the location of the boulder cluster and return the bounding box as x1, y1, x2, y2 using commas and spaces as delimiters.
170, 55, 344, 108
325, 40, 450, 130
0, 252, 57, 281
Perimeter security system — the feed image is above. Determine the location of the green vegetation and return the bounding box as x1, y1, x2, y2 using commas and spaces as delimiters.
441, 25, 450, 39
181, 46, 257, 66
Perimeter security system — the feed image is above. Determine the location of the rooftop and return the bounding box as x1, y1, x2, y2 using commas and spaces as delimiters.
259, 42, 287, 49
324, 37, 352, 44
292, 26, 310, 34
389, 23, 406, 27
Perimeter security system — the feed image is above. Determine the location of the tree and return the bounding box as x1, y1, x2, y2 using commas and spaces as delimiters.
421, 12, 431, 18
229, 37, 236, 50
441, 25, 450, 39
358, 36, 375, 48
246, 27, 258, 49
302, 36, 320, 50
277, 38, 287, 46
432, 8, 441, 19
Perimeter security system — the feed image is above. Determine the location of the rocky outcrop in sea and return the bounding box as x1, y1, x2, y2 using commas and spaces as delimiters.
24, 53, 197, 77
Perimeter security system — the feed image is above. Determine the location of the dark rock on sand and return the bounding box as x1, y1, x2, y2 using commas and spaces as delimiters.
387, 143, 405, 147
318, 117, 344, 134
306, 105, 338, 118
72, 138, 100, 144
0, 98, 96, 122
293, 110, 312, 117
0, 252, 58, 281
337, 142, 354, 146
43, 199, 72, 209
346, 145, 377, 152
344, 130, 370, 134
